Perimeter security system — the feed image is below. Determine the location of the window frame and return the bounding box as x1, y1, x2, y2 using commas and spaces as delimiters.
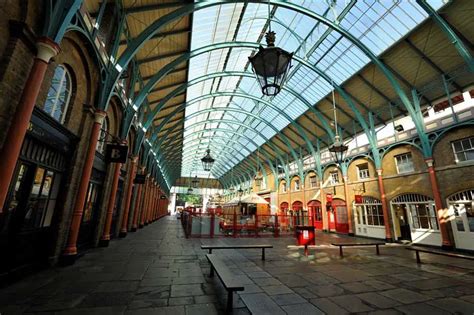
394, 152, 415, 174
357, 163, 370, 180
451, 136, 474, 163
329, 171, 339, 185
43, 65, 72, 124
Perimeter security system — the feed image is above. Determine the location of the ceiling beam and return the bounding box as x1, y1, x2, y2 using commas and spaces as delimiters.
124, 1, 191, 14
137, 49, 189, 65
120, 29, 190, 46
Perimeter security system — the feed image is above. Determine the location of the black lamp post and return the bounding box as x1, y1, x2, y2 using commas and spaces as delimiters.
201, 149, 215, 172
187, 187, 193, 194
249, 31, 293, 96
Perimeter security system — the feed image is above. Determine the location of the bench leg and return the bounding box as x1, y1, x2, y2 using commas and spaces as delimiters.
339, 246, 343, 258
376, 244, 380, 255
227, 291, 233, 313
209, 249, 212, 254
262, 248, 265, 261
415, 250, 421, 264
210, 265, 214, 277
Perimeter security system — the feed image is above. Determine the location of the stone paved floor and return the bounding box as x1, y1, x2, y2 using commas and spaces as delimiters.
1, 216, 474, 314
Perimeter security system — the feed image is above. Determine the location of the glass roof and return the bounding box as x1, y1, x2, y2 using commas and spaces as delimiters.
181, 0, 445, 178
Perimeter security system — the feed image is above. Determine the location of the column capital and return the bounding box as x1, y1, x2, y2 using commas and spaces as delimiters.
130, 155, 139, 163
376, 169, 383, 176
425, 157, 434, 167
94, 110, 107, 124
36, 37, 60, 62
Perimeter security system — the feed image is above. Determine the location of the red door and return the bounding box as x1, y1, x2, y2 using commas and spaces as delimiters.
333, 199, 349, 234
308, 200, 322, 230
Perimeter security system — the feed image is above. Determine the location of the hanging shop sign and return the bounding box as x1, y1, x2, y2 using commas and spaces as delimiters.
134, 174, 146, 184
326, 193, 333, 203
354, 195, 363, 204
105, 144, 128, 163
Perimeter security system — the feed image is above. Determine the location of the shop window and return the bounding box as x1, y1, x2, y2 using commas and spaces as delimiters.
294, 179, 300, 191
355, 197, 384, 227
410, 203, 439, 230
395, 152, 414, 174
96, 118, 108, 154
22, 167, 60, 230
357, 163, 369, 180
43, 65, 72, 124
452, 137, 474, 163
309, 175, 318, 188
330, 171, 339, 185
83, 182, 100, 223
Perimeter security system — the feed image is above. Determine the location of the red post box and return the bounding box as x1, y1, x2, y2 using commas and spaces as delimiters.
295, 225, 315, 256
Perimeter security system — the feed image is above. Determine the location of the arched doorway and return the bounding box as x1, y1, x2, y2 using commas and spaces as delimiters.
327, 198, 348, 234
280, 202, 289, 214
390, 194, 439, 245
308, 200, 322, 230
292, 201, 306, 225
447, 189, 474, 251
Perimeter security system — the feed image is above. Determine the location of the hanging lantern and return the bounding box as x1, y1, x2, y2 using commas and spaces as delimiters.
328, 135, 348, 165
191, 175, 199, 188
201, 148, 215, 171
229, 186, 235, 193
249, 31, 293, 96
254, 170, 263, 187
187, 187, 193, 194
237, 187, 244, 198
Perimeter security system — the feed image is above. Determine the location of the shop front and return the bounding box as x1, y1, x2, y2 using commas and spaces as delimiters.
354, 196, 385, 239
0, 108, 77, 277
447, 189, 474, 251
327, 198, 348, 234
390, 194, 441, 246
307, 200, 322, 230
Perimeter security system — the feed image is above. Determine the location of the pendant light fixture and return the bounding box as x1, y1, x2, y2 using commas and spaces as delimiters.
248, 0, 293, 96
328, 86, 348, 164
254, 147, 263, 187
201, 148, 215, 172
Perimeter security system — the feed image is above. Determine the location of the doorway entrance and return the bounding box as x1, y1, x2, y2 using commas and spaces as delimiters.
448, 190, 474, 251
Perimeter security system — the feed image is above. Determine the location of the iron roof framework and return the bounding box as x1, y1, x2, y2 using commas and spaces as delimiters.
79, 0, 473, 191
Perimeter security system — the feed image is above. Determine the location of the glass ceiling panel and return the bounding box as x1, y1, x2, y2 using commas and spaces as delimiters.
181, 0, 445, 178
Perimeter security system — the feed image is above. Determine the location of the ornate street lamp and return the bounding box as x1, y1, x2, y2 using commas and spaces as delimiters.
249, 31, 293, 96
187, 187, 193, 194
237, 187, 244, 198
201, 148, 215, 171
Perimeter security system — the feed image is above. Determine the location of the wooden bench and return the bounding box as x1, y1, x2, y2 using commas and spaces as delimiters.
201, 244, 273, 260
406, 246, 474, 264
206, 254, 244, 313
331, 242, 385, 258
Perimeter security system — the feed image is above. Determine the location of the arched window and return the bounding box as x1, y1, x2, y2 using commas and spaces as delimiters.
44, 65, 72, 123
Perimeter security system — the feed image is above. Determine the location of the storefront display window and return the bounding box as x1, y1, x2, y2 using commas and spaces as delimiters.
409, 203, 438, 230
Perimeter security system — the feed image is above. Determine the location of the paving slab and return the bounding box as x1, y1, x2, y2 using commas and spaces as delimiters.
240, 293, 286, 315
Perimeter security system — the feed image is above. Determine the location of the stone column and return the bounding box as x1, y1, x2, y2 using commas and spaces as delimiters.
62, 110, 107, 260
99, 162, 122, 247
0, 37, 60, 211
376, 169, 393, 242
119, 156, 138, 237
426, 158, 452, 248
131, 167, 145, 231
320, 187, 328, 232
140, 175, 150, 227
343, 176, 354, 235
